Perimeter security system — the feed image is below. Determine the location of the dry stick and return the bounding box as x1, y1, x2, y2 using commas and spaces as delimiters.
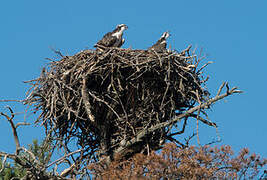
81, 77, 95, 123
181, 44, 192, 56
113, 84, 242, 157
114, 53, 137, 67
160, 57, 171, 110
167, 118, 188, 137
15, 122, 30, 129
0, 155, 7, 173
189, 114, 217, 127
111, 78, 135, 135
87, 91, 121, 121
54, 79, 78, 95
195, 90, 202, 146
46, 149, 82, 168
197, 61, 213, 74
0, 99, 23, 102
50, 47, 64, 58
216, 82, 226, 96
166, 136, 185, 148
60, 163, 76, 177
185, 132, 196, 147
68, 99, 84, 135
0, 106, 20, 154
152, 50, 163, 67
194, 56, 206, 69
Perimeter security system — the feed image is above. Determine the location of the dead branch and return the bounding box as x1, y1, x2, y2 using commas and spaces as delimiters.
0, 99, 23, 102
189, 114, 217, 127
46, 149, 83, 168
113, 84, 242, 158
0, 155, 7, 173
0, 106, 21, 154
81, 77, 95, 123
15, 122, 31, 129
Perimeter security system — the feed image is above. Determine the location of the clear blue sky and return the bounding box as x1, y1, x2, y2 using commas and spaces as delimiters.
0, 0, 266, 159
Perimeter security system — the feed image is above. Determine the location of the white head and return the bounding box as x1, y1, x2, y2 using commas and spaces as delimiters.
161, 31, 170, 39
116, 24, 128, 32
112, 24, 128, 38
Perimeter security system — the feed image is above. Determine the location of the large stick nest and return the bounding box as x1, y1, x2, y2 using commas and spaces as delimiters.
25, 47, 210, 160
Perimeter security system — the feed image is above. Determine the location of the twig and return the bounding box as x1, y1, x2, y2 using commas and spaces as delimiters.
185, 132, 196, 147
197, 61, 213, 74
15, 122, 31, 129
195, 90, 202, 146
216, 82, 226, 96
18, 147, 40, 168
167, 118, 188, 136
166, 136, 185, 148
0, 99, 23, 102
0, 106, 21, 154
50, 47, 64, 58
88, 91, 121, 121
0, 155, 7, 173
60, 163, 76, 177
46, 149, 82, 168
189, 114, 217, 127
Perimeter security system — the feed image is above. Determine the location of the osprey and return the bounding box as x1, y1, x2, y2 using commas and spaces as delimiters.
94, 24, 128, 50
149, 31, 170, 52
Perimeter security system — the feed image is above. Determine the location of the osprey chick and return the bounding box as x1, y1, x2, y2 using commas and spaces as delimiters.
149, 31, 170, 52
94, 24, 128, 50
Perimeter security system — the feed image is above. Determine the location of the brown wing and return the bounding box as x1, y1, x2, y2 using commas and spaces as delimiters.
95, 32, 118, 47
149, 41, 167, 52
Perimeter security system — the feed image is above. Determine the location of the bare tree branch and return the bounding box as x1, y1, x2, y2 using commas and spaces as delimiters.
15, 122, 31, 129
0, 155, 7, 173
189, 114, 217, 127
46, 149, 83, 168
0, 100, 23, 102
0, 106, 21, 154
81, 77, 95, 123
113, 84, 242, 158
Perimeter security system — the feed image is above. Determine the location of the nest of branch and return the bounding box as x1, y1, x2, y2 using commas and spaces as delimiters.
25, 47, 209, 161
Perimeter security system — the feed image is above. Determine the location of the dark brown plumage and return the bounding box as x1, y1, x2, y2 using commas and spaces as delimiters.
94, 24, 128, 50
149, 32, 170, 52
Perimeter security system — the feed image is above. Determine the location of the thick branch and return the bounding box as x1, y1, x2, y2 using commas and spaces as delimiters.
81, 77, 95, 123
114, 84, 242, 157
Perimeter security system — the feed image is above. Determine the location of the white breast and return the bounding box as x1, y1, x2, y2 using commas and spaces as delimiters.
112, 26, 126, 38
112, 30, 123, 38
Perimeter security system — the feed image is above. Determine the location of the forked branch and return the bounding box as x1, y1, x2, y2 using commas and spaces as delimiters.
114, 83, 242, 158
0, 106, 21, 154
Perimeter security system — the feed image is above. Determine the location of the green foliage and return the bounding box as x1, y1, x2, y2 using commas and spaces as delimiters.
0, 158, 22, 180
0, 138, 53, 179
27, 139, 53, 166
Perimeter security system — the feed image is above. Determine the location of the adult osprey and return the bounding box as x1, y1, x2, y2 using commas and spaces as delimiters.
94, 24, 128, 50
149, 31, 170, 52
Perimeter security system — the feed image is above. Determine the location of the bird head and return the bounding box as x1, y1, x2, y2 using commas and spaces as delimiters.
161, 31, 170, 39
116, 24, 128, 32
